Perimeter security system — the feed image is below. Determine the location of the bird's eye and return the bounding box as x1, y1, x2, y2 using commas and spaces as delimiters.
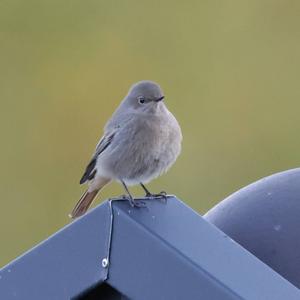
138, 96, 145, 104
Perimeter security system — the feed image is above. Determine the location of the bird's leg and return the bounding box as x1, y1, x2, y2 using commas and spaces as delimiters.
140, 183, 168, 202
121, 180, 146, 208
140, 183, 152, 197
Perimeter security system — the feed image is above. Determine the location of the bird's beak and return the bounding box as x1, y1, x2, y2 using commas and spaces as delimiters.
155, 96, 165, 102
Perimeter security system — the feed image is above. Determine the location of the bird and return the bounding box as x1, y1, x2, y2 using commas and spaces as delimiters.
69, 80, 182, 219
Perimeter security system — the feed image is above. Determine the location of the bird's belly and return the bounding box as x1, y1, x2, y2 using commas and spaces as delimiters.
121, 155, 169, 185
114, 137, 180, 186
96, 115, 182, 186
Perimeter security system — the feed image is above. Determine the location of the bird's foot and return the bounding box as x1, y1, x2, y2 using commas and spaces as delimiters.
145, 191, 168, 203
122, 194, 147, 208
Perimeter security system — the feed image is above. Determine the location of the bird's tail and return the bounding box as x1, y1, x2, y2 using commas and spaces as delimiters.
69, 189, 99, 219
69, 177, 111, 219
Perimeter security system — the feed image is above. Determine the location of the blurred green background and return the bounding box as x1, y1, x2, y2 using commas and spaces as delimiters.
1, 0, 300, 266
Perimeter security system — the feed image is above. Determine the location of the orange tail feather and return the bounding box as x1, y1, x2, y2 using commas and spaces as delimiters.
69, 189, 99, 219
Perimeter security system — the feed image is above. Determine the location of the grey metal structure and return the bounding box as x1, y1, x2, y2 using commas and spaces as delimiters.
1, 194, 300, 299
205, 168, 300, 290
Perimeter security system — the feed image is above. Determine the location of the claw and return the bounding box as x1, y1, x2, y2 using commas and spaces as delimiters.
158, 191, 168, 203
132, 200, 147, 208
123, 194, 147, 208
144, 191, 167, 198
144, 191, 168, 203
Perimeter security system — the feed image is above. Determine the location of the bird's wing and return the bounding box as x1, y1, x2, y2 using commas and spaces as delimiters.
79, 132, 115, 184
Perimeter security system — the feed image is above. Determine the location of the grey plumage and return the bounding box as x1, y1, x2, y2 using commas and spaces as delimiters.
79, 132, 115, 184
70, 80, 182, 219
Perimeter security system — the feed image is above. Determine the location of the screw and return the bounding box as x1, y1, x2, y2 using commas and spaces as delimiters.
102, 258, 109, 268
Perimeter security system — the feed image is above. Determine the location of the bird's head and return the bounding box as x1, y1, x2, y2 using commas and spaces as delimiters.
124, 80, 165, 114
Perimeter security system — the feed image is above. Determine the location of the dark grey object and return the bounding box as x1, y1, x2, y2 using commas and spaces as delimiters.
205, 168, 300, 289
1, 196, 300, 299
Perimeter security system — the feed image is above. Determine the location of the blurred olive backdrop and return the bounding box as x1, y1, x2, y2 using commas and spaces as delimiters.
1, 0, 300, 266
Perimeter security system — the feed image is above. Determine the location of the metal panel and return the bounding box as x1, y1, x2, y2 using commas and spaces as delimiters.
107, 198, 300, 300
0, 202, 112, 299
1, 196, 300, 299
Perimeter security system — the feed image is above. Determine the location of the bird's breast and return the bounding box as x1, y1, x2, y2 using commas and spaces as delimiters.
97, 111, 182, 184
